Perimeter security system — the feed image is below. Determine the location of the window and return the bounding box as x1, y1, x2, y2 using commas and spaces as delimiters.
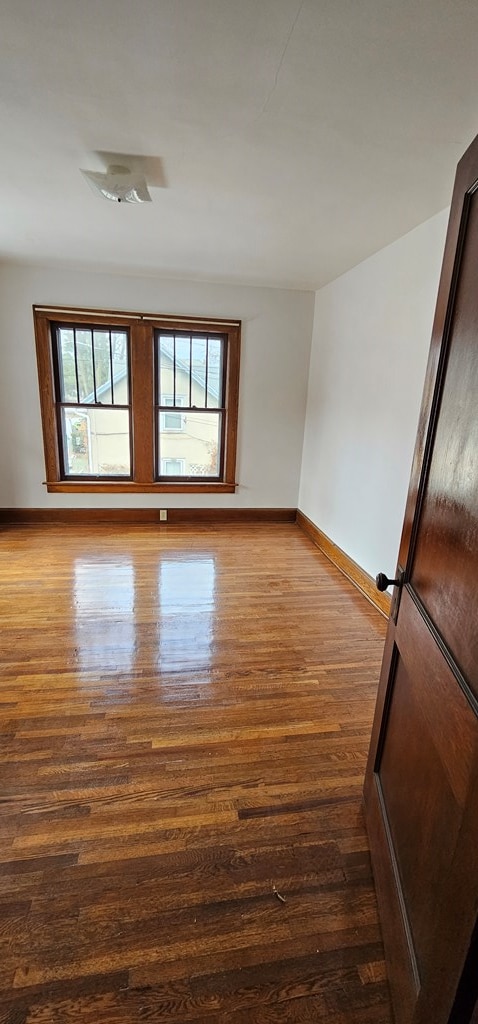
160, 395, 186, 432
161, 458, 186, 476
34, 306, 240, 493
155, 331, 227, 479
53, 324, 131, 478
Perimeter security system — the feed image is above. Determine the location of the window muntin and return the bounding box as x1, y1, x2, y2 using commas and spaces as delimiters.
33, 307, 240, 493
53, 324, 131, 479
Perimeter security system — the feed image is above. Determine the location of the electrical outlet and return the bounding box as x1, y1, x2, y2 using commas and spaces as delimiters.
159, 509, 168, 522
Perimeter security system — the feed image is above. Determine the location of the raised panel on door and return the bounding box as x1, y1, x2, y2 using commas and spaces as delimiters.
374, 589, 477, 1018
411, 186, 478, 699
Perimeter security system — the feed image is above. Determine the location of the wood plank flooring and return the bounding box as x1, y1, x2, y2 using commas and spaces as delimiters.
0, 523, 393, 1023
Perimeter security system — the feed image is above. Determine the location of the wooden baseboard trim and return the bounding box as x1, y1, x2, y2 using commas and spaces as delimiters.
296, 510, 391, 618
0, 507, 296, 526
168, 508, 296, 524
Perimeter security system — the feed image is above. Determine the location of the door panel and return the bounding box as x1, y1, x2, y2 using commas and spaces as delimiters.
411, 188, 478, 696
364, 133, 478, 1024
377, 592, 476, 997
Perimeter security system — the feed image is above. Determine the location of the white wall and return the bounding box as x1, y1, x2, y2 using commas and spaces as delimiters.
298, 209, 449, 578
0, 264, 314, 508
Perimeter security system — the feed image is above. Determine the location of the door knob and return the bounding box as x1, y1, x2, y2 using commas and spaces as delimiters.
375, 572, 400, 592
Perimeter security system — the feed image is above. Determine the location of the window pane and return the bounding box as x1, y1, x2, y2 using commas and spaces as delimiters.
206, 337, 223, 409
191, 336, 207, 407
164, 411, 183, 430
175, 335, 191, 405
56, 326, 129, 406
75, 329, 95, 402
93, 330, 112, 399
58, 329, 78, 402
158, 334, 174, 400
112, 331, 129, 402
158, 411, 221, 477
61, 407, 130, 476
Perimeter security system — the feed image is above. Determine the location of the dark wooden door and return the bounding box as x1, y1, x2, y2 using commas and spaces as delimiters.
364, 133, 478, 1024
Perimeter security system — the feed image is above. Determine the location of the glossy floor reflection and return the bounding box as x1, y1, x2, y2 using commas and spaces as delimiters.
0, 523, 393, 1023
74, 557, 136, 673
157, 557, 216, 672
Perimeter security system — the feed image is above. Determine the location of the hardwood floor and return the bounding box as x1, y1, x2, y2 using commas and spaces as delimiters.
0, 523, 393, 1023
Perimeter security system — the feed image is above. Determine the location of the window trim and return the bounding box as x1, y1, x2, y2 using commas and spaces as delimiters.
33, 305, 240, 494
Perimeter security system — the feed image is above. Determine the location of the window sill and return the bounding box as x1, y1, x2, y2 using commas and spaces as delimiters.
45, 481, 237, 494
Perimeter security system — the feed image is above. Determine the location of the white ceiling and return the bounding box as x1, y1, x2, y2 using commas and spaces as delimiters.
1, 0, 478, 290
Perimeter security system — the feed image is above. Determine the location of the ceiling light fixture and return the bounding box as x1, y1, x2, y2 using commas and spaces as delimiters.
80, 164, 152, 203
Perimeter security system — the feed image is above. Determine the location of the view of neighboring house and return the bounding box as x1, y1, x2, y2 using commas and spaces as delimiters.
63, 330, 222, 478
66, 376, 131, 476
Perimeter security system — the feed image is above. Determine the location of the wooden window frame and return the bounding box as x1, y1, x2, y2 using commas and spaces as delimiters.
33, 306, 240, 494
